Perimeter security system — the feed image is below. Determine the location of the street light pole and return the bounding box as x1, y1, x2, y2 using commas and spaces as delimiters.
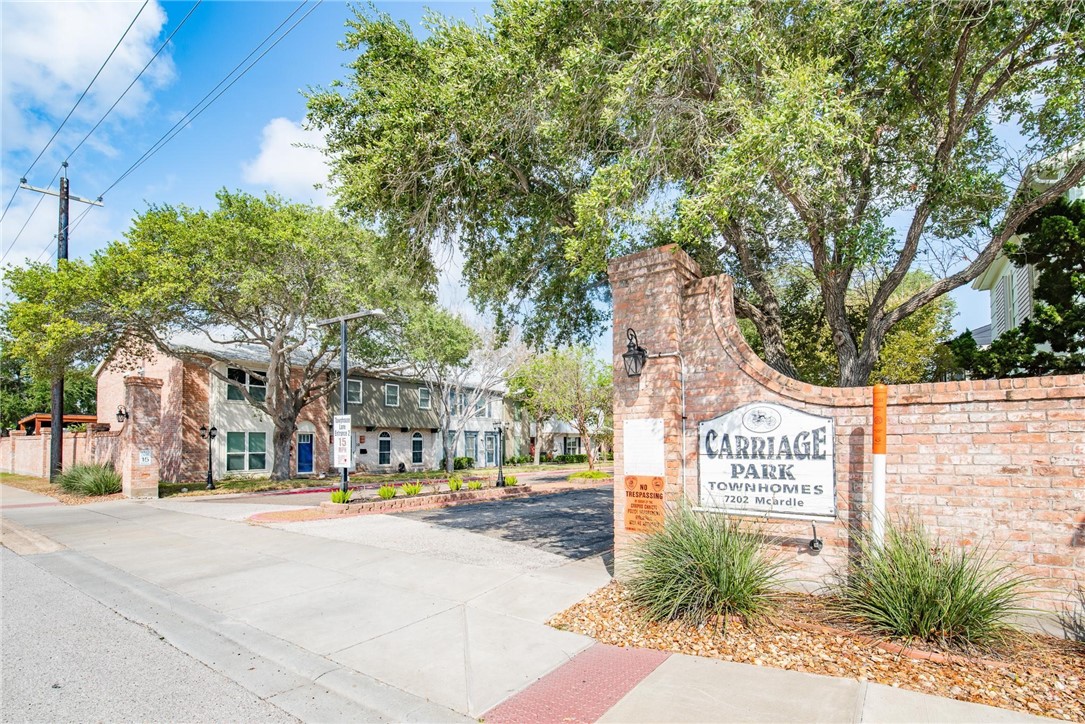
494, 421, 506, 487
199, 425, 218, 490
312, 308, 385, 494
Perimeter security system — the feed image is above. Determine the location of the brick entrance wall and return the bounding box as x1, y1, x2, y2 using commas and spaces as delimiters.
610, 245, 1085, 612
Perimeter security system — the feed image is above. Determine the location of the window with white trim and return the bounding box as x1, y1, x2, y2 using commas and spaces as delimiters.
412, 432, 424, 464
226, 431, 267, 471
347, 379, 362, 404
384, 383, 399, 407
418, 387, 431, 410
475, 396, 485, 416
378, 432, 391, 465
226, 367, 266, 402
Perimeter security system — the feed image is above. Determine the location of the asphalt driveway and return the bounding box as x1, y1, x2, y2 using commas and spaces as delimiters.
396, 486, 614, 560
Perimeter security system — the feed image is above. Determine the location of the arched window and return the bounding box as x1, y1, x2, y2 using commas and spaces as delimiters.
412, 432, 424, 465
378, 432, 391, 465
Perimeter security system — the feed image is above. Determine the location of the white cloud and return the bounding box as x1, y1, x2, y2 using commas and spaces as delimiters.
241, 118, 331, 205
1, 1, 173, 161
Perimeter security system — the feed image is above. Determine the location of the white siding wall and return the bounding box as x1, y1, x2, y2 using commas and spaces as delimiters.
208, 362, 276, 479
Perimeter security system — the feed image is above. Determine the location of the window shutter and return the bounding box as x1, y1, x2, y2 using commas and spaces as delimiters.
1013, 264, 1032, 324
992, 276, 1008, 336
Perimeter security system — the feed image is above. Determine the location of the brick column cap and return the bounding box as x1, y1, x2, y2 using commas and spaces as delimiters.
124, 376, 164, 389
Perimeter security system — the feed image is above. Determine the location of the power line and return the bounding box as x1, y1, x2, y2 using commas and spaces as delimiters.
0, 1, 149, 224
98, 0, 318, 198
65, 1, 203, 164
1, 166, 63, 263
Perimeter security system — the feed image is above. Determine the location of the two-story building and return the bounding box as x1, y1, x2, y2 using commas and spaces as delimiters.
95, 334, 520, 482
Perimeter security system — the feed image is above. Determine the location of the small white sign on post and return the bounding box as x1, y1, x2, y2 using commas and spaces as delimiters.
333, 415, 352, 468
138, 449, 152, 466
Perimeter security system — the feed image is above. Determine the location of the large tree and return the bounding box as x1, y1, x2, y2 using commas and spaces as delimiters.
402, 306, 518, 473
86, 190, 423, 480
954, 197, 1085, 377
308, 0, 1085, 386
0, 353, 97, 430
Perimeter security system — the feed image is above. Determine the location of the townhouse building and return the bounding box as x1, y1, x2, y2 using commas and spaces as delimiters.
95, 335, 521, 483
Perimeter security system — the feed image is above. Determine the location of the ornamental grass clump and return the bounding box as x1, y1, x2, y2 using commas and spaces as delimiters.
447, 474, 463, 492
401, 482, 423, 496
330, 489, 352, 504
56, 463, 122, 496
829, 521, 1030, 647
466, 480, 483, 490
628, 506, 786, 624
377, 484, 397, 500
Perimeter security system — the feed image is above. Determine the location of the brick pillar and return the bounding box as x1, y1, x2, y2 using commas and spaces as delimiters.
608, 245, 703, 576
119, 376, 163, 498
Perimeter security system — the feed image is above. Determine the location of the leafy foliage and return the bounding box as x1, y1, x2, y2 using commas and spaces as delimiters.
0, 354, 97, 429
309, 1, 1085, 386
953, 198, 1085, 377
56, 464, 122, 496
447, 474, 464, 491
568, 470, 610, 480
330, 489, 352, 504
829, 521, 1030, 646
466, 480, 483, 490
502, 475, 517, 486
628, 506, 787, 624
401, 482, 424, 496
377, 484, 397, 499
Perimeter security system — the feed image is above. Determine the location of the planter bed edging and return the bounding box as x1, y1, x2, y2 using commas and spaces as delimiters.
319, 485, 534, 515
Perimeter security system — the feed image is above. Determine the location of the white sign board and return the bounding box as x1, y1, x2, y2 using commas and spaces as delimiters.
138, 449, 152, 466
623, 418, 664, 476
333, 414, 352, 468
699, 403, 835, 518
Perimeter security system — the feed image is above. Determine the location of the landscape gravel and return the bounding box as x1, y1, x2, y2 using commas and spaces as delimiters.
550, 582, 1085, 722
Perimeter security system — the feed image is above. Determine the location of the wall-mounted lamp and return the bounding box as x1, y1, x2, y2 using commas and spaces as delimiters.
622, 328, 648, 377
116, 405, 130, 424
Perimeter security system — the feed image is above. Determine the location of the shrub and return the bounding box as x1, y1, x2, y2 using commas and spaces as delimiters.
628, 505, 786, 624
553, 454, 589, 464
829, 521, 1030, 647
503, 475, 518, 486
377, 484, 397, 500
505, 455, 531, 465
401, 482, 424, 496
447, 474, 463, 492
569, 470, 610, 480
56, 464, 122, 496
466, 480, 483, 490
330, 489, 352, 504
1059, 584, 1085, 643
441, 456, 476, 471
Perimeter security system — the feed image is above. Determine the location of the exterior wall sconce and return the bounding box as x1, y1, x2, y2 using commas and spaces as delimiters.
116, 405, 130, 424
622, 328, 648, 377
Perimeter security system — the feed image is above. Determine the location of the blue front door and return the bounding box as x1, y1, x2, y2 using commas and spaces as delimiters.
297, 433, 314, 474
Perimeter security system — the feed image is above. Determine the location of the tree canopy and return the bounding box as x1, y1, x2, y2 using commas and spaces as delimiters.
4, 189, 429, 480
308, 0, 1085, 386
952, 197, 1085, 377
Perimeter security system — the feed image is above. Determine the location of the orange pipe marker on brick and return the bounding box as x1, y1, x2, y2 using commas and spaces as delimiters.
872, 383, 887, 546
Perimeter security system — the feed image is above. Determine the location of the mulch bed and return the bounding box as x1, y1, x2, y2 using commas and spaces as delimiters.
549, 582, 1085, 722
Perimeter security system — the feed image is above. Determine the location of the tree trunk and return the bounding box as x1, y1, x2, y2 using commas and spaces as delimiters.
533, 416, 542, 466
443, 426, 454, 474
579, 424, 595, 471
270, 419, 296, 481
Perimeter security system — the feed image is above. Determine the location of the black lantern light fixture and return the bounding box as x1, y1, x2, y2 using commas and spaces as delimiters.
199, 424, 218, 490
115, 405, 130, 424
622, 328, 648, 378
494, 421, 508, 487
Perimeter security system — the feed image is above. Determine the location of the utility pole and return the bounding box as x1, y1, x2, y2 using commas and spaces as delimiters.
19, 162, 102, 481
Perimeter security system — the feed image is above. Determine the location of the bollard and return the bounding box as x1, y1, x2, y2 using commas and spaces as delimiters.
872, 383, 887, 546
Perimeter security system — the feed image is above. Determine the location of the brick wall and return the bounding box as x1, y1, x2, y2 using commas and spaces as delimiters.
610, 245, 1085, 612
0, 430, 118, 477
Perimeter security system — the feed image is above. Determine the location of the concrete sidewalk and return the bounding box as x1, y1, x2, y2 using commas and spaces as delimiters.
0, 483, 1056, 723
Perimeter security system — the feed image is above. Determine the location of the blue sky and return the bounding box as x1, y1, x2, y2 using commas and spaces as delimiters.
1, 0, 991, 339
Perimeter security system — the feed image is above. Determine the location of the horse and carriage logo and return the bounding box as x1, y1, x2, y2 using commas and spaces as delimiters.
742, 406, 781, 433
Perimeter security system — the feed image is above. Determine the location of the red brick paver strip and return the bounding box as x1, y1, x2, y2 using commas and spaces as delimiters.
483, 643, 670, 724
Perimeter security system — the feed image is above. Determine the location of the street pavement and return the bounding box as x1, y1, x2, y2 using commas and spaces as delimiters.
0, 482, 1055, 723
